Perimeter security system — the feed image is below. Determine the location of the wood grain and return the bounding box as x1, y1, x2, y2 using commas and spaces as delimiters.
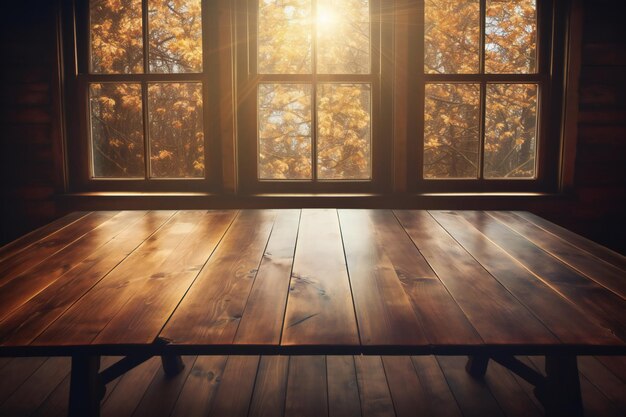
0, 211, 175, 346
282, 209, 359, 347
371, 209, 481, 346
284, 355, 328, 417
248, 356, 289, 417
410, 356, 462, 417
208, 356, 260, 417
160, 210, 275, 345
327, 356, 361, 417
235, 210, 300, 345
430, 210, 621, 346
0, 212, 88, 263
489, 210, 626, 299
94, 210, 237, 344
513, 211, 626, 272
457, 210, 626, 342
354, 355, 395, 417
34, 210, 209, 345
394, 210, 556, 345
339, 209, 427, 346
0, 211, 118, 287
382, 355, 428, 417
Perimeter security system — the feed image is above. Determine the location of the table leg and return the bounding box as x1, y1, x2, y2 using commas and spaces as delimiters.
68, 355, 103, 417
465, 355, 489, 378
539, 355, 584, 417
161, 353, 184, 378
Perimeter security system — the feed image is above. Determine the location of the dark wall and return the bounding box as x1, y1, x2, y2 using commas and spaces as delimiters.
1, 0, 624, 254
1, 1, 62, 244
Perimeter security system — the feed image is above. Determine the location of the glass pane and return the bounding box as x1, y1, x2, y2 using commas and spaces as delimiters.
486, 0, 537, 73
424, 84, 480, 179
317, 83, 371, 179
484, 84, 537, 178
149, 0, 202, 73
316, 0, 370, 74
424, 0, 480, 74
258, 84, 312, 179
258, 0, 312, 74
90, 83, 144, 177
148, 83, 204, 178
90, 0, 143, 74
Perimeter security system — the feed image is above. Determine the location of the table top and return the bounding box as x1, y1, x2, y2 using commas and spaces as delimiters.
0, 209, 624, 356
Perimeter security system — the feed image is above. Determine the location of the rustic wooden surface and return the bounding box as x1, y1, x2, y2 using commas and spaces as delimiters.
0, 209, 624, 356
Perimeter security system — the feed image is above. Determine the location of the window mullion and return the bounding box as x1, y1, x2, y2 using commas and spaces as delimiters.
142, 0, 150, 179
478, 0, 486, 180
312, 0, 318, 182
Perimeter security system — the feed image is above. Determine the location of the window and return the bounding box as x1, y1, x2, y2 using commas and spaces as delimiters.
407, 0, 563, 193
236, 0, 391, 192
66, 0, 216, 191
63, 0, 568, 195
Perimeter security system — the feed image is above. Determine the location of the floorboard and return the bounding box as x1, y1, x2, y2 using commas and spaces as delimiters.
0, 355, 624, 416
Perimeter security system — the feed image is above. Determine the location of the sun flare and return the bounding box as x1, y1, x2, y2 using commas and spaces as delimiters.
316, 6, 338, 30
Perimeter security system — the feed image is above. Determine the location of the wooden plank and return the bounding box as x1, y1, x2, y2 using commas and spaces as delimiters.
0, 211, 118, 286
208, 356, 260, 417
457, 211, 626, 342
338, 209, 427, 346
410, 356, 462, 417
0, 357, 70, 416
394, 210, 557, 345
0, 211, 175, 346
436, 355, 505, 417
282, 209, 359, 347
489, 211, 626, 299
0, 356, 47, 405
160, 210, 275, 345
327, 356, 361, 417
34, 210, 211, 346
430, 210, 621, 346
0, 211, 149, 322
32, 356, 120, 417
235, 210, 300, 345
94, 210, 237, 345
248, 356, 289, 417
284, 355, 328, 417
101, 357, 162, 417
131, 355, 197, 417
595, 356, 626, 384
170, 355, 228, 417
527, 356, 624, 417
577, 356, 626, 414
513, 211, 626, 272
0, 211, 88, 262
371, 210, 481, 346
382, 355, 429, 417
483, 359, 543, 417
354, 355, 395, 417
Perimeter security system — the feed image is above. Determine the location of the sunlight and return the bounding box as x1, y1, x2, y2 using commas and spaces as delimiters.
316, 5, 338, 31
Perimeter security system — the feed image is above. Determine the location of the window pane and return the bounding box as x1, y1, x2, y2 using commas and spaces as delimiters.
258, 84, 312, 179
317, 84, 371, 179
149, 0, 202, 73
424, 84, 480, 179
258, 0, 312, 74
90, 83, 144, 177
486, 0, 537, 73
316, 0, 370, 74
484, 84, 537, 178
148, 83, 204, 178
90, 0, 143, 74
424, 0, 480, 74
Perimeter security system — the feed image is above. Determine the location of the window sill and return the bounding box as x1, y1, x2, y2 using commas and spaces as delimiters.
57, 191, 571, 211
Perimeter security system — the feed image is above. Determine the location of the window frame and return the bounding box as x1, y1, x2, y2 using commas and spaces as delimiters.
402, 0, 566, 193
63, 0, 222, 193
235, 0, 393, 194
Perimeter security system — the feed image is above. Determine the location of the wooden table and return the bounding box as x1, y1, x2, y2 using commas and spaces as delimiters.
0, 209, 624, 416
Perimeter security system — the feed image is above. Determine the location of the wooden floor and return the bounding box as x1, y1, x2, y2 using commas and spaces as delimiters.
0, 354, 624, 417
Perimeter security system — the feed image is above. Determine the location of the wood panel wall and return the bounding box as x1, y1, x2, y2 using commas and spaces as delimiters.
1, 1, 63, 244
0, 0, 624, 254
